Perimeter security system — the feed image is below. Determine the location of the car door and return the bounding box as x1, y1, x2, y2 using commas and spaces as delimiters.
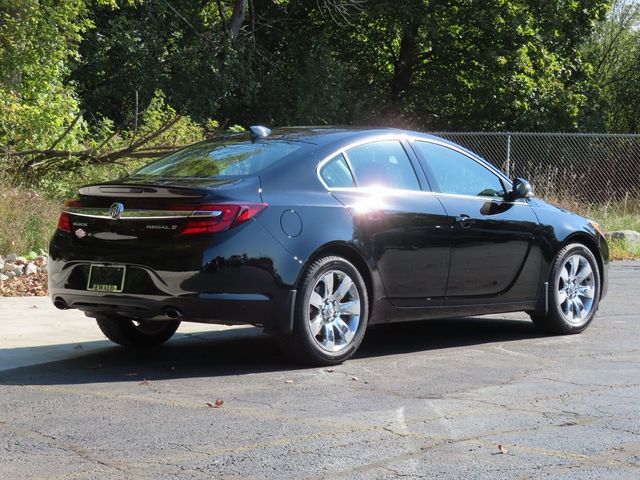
411, 140, 540, 303
320, 139, 451, 306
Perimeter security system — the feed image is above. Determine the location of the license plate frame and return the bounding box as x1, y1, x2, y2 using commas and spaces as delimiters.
87, 264, 126, 293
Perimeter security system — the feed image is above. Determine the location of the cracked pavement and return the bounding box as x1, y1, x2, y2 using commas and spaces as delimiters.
0, 261, 639, 479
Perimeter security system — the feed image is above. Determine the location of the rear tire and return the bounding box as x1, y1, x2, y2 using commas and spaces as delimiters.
96, 316, 180, 348
530, 243, 600, 335
277, 256, 369, 366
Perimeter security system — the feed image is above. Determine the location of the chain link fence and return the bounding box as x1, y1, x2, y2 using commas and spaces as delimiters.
430, 132, 640, 209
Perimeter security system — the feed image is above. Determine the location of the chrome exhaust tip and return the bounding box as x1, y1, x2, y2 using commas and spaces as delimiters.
164, 307, 183, 320
53, 298, 68, 310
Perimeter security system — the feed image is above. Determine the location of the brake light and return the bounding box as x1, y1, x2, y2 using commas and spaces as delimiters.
57, 212, 72, 232
180, 203, 267, 235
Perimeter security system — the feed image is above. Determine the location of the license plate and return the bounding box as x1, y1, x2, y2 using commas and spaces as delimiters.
87, 265, 126, 293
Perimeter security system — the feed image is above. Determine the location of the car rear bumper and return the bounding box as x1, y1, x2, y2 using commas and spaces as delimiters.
48, 220, 303, 335
49, 288, 296, 334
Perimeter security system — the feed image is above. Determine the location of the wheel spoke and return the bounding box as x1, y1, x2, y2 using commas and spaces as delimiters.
334, 317, 354, 344
574, 297, 587, 319
310, 291, 323, 309
560, 266, 569, 283
332, 275, 353, 301
557, 289, 568, 305
321, 273, 334, 299
309, 314, 323, 336
578, 285, 594, 299
323, 324, 335, 350
569, 256, 580, 277
576, 263, 592, 283
339, 299, 361, 316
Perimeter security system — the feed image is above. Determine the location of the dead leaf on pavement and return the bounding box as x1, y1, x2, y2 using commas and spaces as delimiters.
496, 444, 509, 454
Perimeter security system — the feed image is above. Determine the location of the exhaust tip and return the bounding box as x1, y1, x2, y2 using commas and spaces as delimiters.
53, 298, 68, 310
164, 307, 183, 320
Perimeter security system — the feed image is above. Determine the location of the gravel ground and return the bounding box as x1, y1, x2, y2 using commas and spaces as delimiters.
0, 261, 639, 479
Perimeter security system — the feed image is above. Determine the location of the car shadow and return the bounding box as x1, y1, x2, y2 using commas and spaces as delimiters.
0, 316, 543, 386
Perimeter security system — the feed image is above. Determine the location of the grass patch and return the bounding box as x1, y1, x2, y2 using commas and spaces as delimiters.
549, 196, 640, 260
608, 238, 640, 260
0, 185, 59, 255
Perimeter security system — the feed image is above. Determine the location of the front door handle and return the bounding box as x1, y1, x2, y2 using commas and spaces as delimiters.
455, 214, 475, 228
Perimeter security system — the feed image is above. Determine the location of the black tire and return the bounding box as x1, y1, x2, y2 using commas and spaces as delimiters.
530, 243, 601, 335
278, 256, 369, 366
96, 316, 180, 348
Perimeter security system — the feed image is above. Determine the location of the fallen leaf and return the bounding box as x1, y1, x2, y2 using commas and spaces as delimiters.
497, 444, 509, 454
325, 368, 334, 373
351, 376, 358, 381
207, 399, 224, 408
285, 380, 294, 384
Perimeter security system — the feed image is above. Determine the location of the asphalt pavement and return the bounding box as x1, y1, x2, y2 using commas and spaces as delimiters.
1, 261, 639, 479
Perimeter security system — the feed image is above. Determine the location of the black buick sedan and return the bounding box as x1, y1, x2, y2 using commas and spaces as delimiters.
49, 127, 608, 365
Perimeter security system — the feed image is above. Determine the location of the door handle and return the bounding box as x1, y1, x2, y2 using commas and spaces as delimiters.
455, 214, 475, 228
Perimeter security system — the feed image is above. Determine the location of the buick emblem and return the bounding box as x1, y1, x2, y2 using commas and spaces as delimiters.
75, 228, 86, 239
109, 202, 125, 220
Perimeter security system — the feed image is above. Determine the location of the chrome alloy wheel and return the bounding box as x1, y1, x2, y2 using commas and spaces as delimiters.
308, 270, 362, 352
556, 254, 596, 325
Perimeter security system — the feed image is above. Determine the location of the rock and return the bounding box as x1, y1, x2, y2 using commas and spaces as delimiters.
41, 263, 48, 274
24, 263, 38, 275
5, 253, 17, 263
15, 256, 27, 266
0, 259, 4, 270
13, 266, 23, 277
35, 255, 47, 266
1, 262, 16, 273
608, 230, 640, 244
0, 273, 8, 282
5, 271, 16, 279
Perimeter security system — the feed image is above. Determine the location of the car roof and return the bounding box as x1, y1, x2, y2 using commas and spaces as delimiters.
222, 126, 449, 147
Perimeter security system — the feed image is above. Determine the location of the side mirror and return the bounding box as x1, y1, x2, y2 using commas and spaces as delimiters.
511, 177, 534, 199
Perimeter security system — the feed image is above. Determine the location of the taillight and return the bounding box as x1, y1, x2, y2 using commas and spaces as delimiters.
57, 212, 72, 232
57, 198, 82, 233
180, 203, 267, 235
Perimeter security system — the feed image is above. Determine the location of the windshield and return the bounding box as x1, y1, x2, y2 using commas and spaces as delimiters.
130, 139, 304, 178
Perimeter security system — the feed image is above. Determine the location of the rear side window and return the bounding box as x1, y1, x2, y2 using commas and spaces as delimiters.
414, 141, 506, 198
131, 140, 303, 178
320, 154, 355, 188
346, 140, 420, 191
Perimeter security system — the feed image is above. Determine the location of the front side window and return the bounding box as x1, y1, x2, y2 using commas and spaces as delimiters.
414, 141, 506, 198
131, 140, 303, 178
345, 140, 420, 191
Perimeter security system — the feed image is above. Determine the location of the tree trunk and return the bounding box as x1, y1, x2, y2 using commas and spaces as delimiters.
390, 21, 420, 105
229, 0, 248, 45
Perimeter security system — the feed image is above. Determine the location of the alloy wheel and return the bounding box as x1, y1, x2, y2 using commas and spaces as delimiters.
308, 270, 362, 352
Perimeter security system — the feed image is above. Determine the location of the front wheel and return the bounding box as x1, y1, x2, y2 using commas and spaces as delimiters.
96, 316, 180, 348
278, 256, 369, 366
530, 243, 601, 335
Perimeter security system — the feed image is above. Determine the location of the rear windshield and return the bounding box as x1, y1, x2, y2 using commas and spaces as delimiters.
130, 139, 303, 178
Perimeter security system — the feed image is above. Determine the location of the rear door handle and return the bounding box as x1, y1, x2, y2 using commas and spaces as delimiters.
455, 214, 475, 228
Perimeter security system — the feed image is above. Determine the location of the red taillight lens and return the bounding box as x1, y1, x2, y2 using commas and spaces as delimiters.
57, 212, 72, 232
57, 198, 82, 232
180, 203, 267, 235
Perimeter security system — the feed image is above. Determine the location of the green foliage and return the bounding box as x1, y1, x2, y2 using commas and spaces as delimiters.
0, 0, 90, 151
581, 0, 640, 132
